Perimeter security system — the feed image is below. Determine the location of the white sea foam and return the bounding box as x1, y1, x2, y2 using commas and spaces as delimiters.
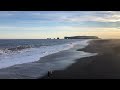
0, 39, 92, 69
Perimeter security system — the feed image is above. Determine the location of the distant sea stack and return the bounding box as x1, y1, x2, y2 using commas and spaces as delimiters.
64, 36, 100, 39
57, 37, 60, 39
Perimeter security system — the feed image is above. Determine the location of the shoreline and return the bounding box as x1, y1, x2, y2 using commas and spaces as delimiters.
0, 39, 89, 70
0, 39, 93, 79
41, 39, 120, 79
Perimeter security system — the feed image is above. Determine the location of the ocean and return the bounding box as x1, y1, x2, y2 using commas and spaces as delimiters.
0, 39, 89, 69
0, 39, 98, 78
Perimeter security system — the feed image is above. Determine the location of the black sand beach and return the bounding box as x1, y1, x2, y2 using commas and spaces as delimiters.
42, 39, 120, 79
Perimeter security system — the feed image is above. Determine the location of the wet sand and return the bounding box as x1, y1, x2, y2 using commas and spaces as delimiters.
0, 42, 90, 79
41, 39, 120, 79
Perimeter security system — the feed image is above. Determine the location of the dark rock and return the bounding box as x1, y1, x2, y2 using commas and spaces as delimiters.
64, 36, 100, 39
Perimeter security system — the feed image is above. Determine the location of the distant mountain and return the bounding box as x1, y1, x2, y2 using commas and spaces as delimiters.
64, 36, 100, 39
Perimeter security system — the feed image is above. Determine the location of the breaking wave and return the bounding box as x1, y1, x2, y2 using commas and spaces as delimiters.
0, 40, 91, 69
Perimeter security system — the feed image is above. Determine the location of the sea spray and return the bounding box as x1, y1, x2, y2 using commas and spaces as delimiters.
0, 39, 91, 69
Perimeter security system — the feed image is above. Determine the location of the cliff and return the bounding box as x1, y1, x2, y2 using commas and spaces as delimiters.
64, 36, 99, 39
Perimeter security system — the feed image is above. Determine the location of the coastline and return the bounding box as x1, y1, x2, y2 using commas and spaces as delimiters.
41, 39, 120, 79
0, 39, 93, 79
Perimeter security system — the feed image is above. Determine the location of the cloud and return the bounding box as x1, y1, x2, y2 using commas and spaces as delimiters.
57, 11, 120, 23
0, 11, 120, 30
1, 11, 120, 26
1, 11, 120, 23
0, 25, 119, 32
0, 25, 120, 39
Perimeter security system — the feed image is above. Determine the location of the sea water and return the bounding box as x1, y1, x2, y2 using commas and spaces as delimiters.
0, 39, 92, 69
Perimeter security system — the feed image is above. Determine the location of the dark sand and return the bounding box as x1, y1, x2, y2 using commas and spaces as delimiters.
41, 39, 120, 79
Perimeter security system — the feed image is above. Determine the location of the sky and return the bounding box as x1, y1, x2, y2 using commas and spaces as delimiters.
0, 11, 120, 39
